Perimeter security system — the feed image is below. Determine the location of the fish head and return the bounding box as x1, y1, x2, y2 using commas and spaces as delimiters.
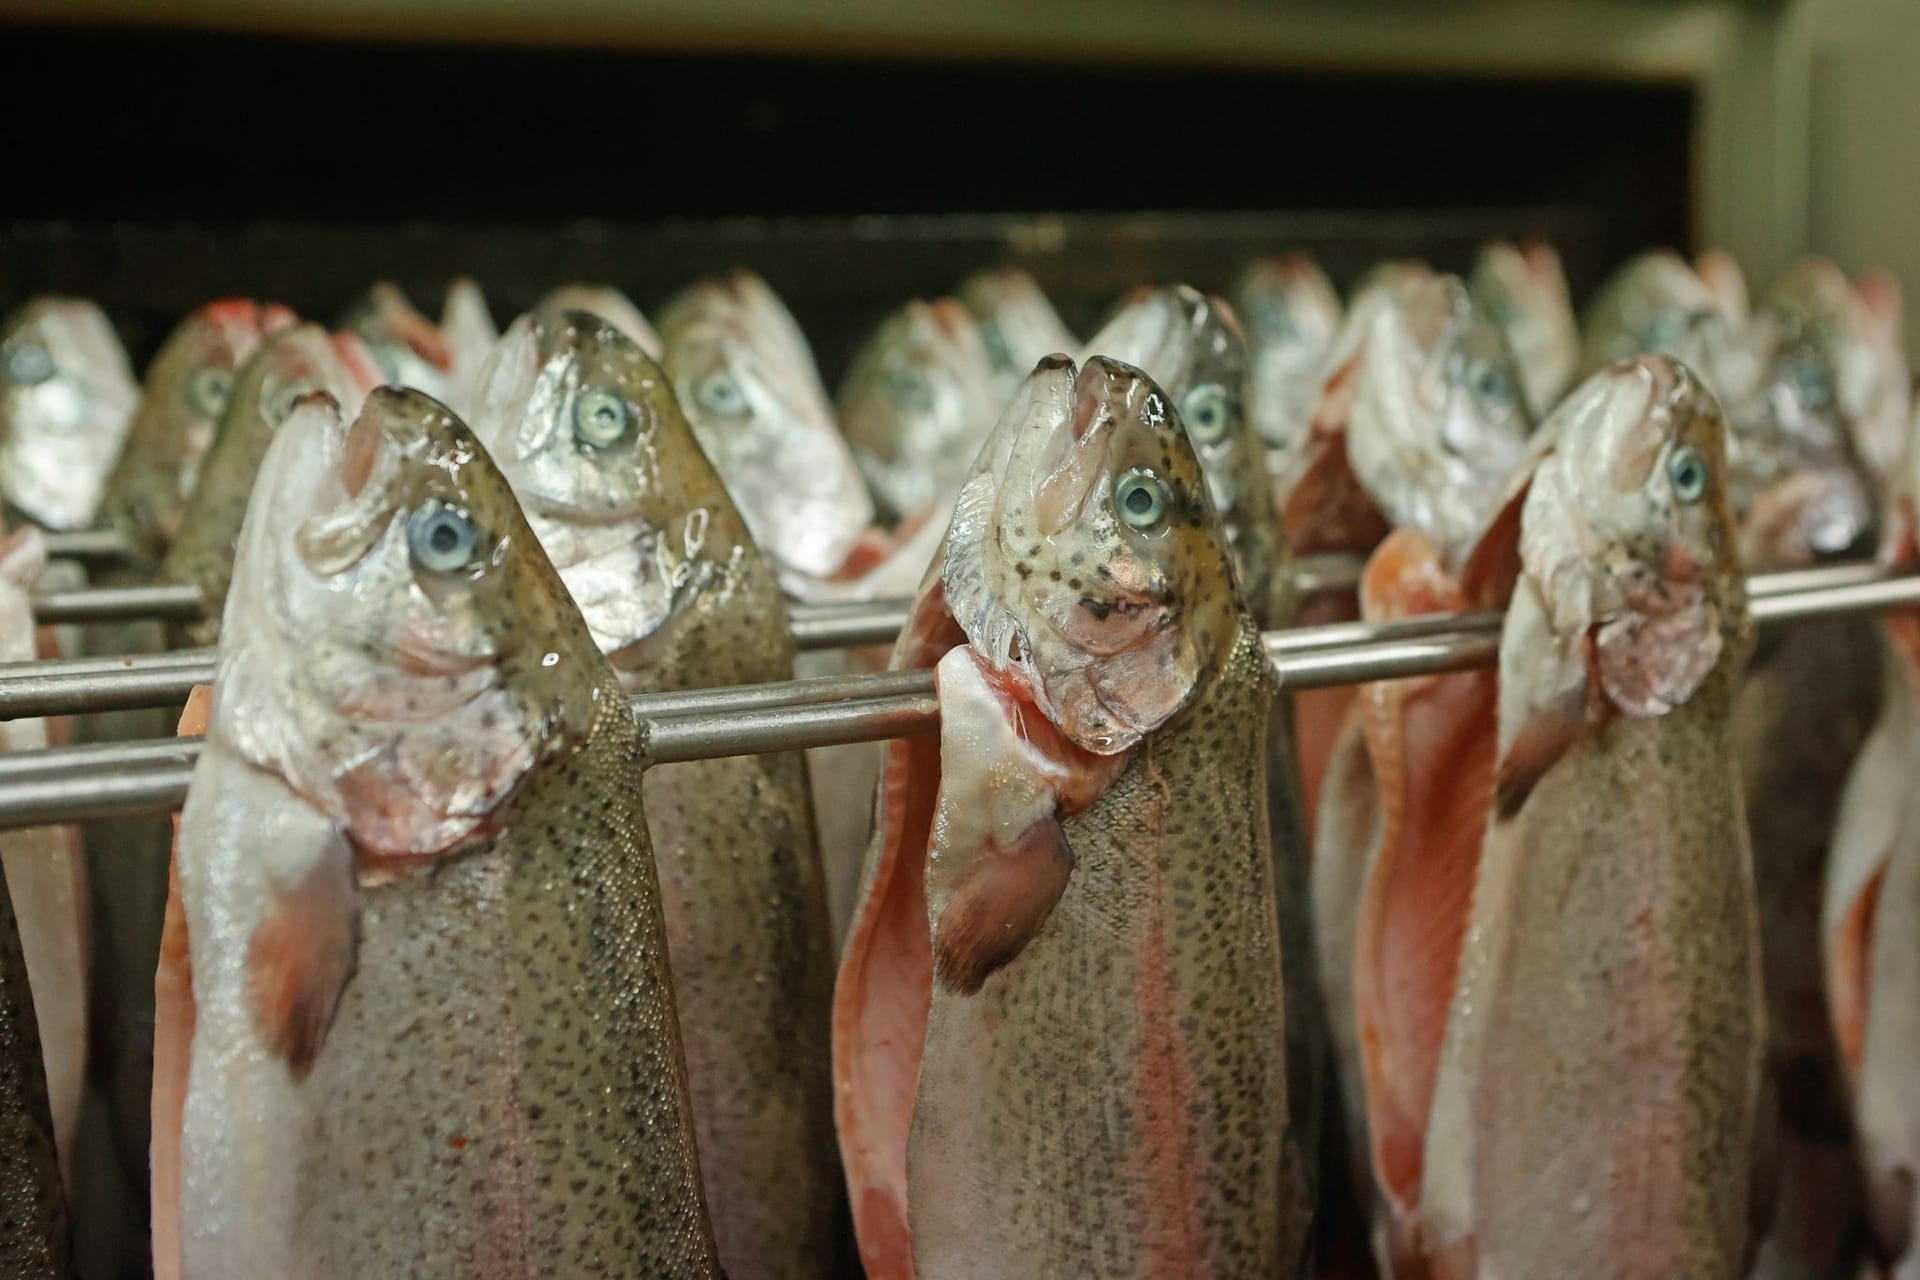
1722, 310, 1875, 568
219, 385, 602, 858
438, 277, 501, 419
1469, 240, 1579, 418
957, 268, 1078, 397
1233, 254, 1343, 460
1513, 356, 1748, 724
1581, 251, 1755, 401
942, 354, 1239, 755
231, 324, 381, 444
0, 297, 139, 529
470, 308, 747, 663
533, 284, 662, 358
838, 298, 1001, 525
664, 308, 873, 580
1345, 272, 1533, 569
340, 282, 454, 399
1084, 285, 1281, 610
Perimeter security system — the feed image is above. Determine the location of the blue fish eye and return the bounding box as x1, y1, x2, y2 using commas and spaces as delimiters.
1466, 359, 1514, 412
1790, 359, 1836, 410
1181, 383, 1232, 444
1668, 444, 1709, 503
407, 501, 481, 574
977, 321, 1012, 369
1114, 467, 1171, 529
264, 380, 313, 425
572, 386, 631, 447
4, 343, 54, 386
186, 366, 232, 416
692, 370, 748, 418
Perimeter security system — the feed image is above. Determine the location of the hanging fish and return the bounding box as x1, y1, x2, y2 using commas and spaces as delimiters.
957, 267, 1078, 407
337, 281, 455, 402
1469, 240, 1579, 419
837, 297, 1001, 529
835, 354, 1304, 1277
438, 277, 499, 419
160, 323, 381, 647
154, 387, 720, 1277
471, 308, 842, 1278
0, 296, 139, 532
1579, 250, 1759, 406
1420, 356, 1762, 1278
1234, 253, 1344, 473
535, 283, 662, 357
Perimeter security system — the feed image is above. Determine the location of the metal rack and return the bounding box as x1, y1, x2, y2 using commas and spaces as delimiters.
0, 559, 1908, 833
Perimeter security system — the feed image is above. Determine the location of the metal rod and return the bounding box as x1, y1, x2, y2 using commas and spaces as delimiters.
0, 562, 1911, 831
1291, 552, 1364, 596
1, 560, 1906, 722
31, 584, 205, 625
41, 529, 133, 563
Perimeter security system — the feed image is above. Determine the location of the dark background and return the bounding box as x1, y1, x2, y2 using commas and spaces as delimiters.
0, 23, 1694, 380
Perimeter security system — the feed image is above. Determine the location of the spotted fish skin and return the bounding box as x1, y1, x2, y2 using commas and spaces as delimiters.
0, 858, 68, 1278
907, 619, 1294, 1277
471, 309, 841, 1279
1421, 358, 1762, 1279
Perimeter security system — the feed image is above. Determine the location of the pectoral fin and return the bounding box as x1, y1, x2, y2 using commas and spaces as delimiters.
246, 834, 359, 1080
1494, 682, 1593, 820
932, 816, 1074, 996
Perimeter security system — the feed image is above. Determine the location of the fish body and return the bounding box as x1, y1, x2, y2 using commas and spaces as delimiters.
1469, 240, 1579, 418
0, 852, 68, 1279
159, 387, 719, 1277
0, 296, 138, 531
838, 297, 1001, 527
957, 267, 1078, 406
1235, 254, 1343, 469
96, 298, 295, 568
161, 324, 380, 646
835, 355, 1303, 1277
1421, 357, 1762, 1278
473, 309, 841, 1278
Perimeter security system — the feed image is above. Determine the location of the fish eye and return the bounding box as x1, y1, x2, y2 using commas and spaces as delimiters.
1789, 358, 1836, 411
1113, 467, 1172, 530
885, 365, 935, 412
1668, 444, 1709, 504
1181, 383, 1232, 444
977, 321, 1011, 368
1464, 359, 1514, 413
572, 386, 631, 447
263, 380, 313, 425
692, 369, 749, 418
186, 366, 232, 416
407, 500, 481, 574
3, 343, 54, 386
1644, 310, 1689, 352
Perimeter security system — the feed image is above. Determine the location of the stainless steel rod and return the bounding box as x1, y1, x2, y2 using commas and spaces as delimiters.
32, 584, 205, 624
42, 529, 133, 563
0, 562, 1913, 830
0, 560, 1904, 721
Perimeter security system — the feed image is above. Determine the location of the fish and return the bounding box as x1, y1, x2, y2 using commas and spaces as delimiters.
1697, 249, 1751, 330
1420, 356, 1762, 1278
0, 296, 139, 531
155, 386, 721, 1277
95, 298, 295, 568
1083, 281, 1323, 1249
338, 281, 455, 401
1579, 250, 1759, 405
1469, 240, 1579, 419
0, 841, 69, 1279
957, 267, 1078, 406
837, 297, 1001, 528
834, 354, 1304, 1277
0, 525, 87, 1188
536, 283, 663, 357
660, 272, 876, 585
160, 323, 381, 647
471, 308, 842, 1278
438, 277, 499, 418
1762, 259, 1912, 515
1234, 253, 1344, 468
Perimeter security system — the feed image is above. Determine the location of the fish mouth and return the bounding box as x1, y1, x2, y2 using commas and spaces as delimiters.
330, 332, 385, 396
203, 299, 298, 347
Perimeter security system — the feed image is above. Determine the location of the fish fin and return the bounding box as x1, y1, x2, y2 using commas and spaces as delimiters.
932, 815, 1075, 996
1458, 469, 1533, 610
1493, 678, 1595, 820
245, 833, 359, 1081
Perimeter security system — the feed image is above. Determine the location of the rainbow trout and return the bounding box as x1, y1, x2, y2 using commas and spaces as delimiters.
957, 267, 1077, 406
157, 387, 719, 1277
1234, 254, 1343, 468
1421, 357, 1762, 1278
472, 308, 841, 1279
161, 323, 380, 647
0, 296, 138, 531
1470, 240, 1579, 419
835, 354, 1300, 1277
